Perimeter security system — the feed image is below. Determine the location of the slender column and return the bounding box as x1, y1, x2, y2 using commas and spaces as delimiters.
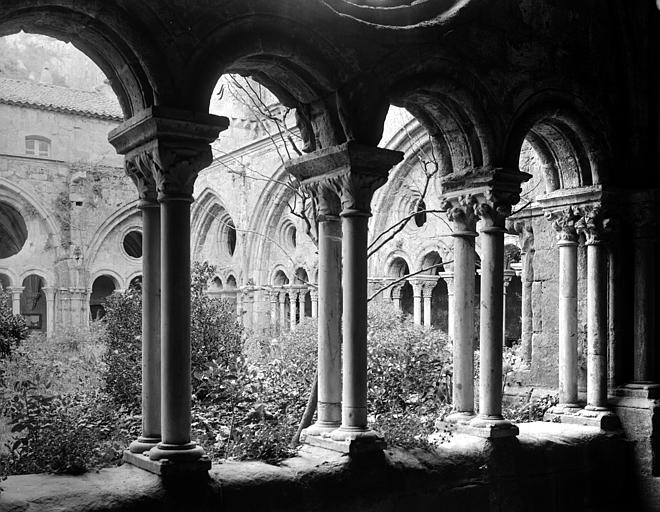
297, 181, 342, 434
579, 207, 609, 410
279, 290, 288, 331
8, 286, 23, 315
270, 290, 279, 333
441, 197, 478, 422
123, 156, 162, 454
422, 282, 433, 329
607, 237, 621, 388
310, 289, 319, 318
472, 203, 508, 424
632, 208, 656, 383
440, 273, 455, 340
503, 270, 515, 345
109, 106, 228, 465
514, 221, 534, 364
548, 208, 581, 408
42, 287, 56, 337
411, 280, 423, 325
289, 288, 299, 331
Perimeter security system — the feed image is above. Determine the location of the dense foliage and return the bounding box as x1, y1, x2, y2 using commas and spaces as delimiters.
0, 291, 28, 360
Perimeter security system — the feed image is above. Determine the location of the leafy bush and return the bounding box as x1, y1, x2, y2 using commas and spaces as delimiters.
0, 291, 28, 360
503, 392, 558, 423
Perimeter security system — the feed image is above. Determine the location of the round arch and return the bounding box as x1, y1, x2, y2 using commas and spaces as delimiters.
18, 268, 51, 288
0, 2, 176, 116
86, 201, 141, 264
385, 253, 411, 278
270, 266, 291, 287
0, 268, 18, 288
89, 269, 123, 291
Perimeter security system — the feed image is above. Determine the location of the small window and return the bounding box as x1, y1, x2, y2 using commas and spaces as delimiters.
25, 136, 51, 158
123, 230, 143, 258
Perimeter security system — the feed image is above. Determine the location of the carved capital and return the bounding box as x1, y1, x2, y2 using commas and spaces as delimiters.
301, 180, 341, 220
576, 206, 611, 245
475, 189, 519, 230
440, 194, 479, 234
149, 144, 213, 201
545, 206, 581, 243
327, 170, 388, 215
510, 220, 534, 254
125, 153, 157, 203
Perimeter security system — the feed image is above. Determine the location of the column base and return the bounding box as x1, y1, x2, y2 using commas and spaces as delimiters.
302, 427, 386, 454
123, 450, 211, 476
460, 416, 519, 439
544, 406, 621, 430
616, 382, 660, 399
301, 421, 341, 439
128, 436, 161, 454
148, 442, 206, 462
444, 411, 476, 425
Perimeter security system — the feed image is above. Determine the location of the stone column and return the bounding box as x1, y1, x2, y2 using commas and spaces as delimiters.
8, 286, 23, 315
578, 207, 610, 411
632, 205, 657, 384
411, 280, 423, 325
109, 106, 228, 465
310, 289, 319, 318
422, 281, 434, 329
607, 235, 621, 388
468, 196, 518, 436
290, 179, 342, 435
120, 157, 162, 455
289, 287, 299, 331
503, 270, 515, 345
547, 207, 581, 409
42, 287, 56, 338
441, 197, 478, 423
440, 272, 455, 340
288, 142, 402, 448
270, 289, 279, 333
513, 221, 534, 364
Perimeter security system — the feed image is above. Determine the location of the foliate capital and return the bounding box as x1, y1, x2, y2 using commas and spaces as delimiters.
125, 153, 157, 203
440, 194, 479, 234
576, 206, 611, 245
300, 180, 341, 220
474, 189, 520, 230
509, 220, 534, 253
545, 206, 581, 243
327, 170, 388, 215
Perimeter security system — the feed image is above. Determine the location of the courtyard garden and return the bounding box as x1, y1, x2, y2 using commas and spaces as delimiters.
0, 262, 555, 482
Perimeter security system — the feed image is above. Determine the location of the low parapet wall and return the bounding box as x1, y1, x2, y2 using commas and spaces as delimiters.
0, 423, 647, 512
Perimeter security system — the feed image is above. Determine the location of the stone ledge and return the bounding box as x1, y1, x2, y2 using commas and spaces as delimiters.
0, 423, 645, 512
122, 450, 211, 477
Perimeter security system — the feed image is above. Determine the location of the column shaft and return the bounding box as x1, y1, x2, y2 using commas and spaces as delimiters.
633, 238, 655, 382
43, 288, 56, 338
290, 291, 298, 331
315, 218, 342, 430
452, 234, 476, 417
423, 289, 432, 329
477, 227, 505, 418
130, 202, 161, 452
586, 242, 608, 409
311, 292, 318, 319
340, 214, 369, 430
279, 292, 287, 331
412, 286, 423, 325
558, 240, 579, 406
521, 262, 533, 364
158, 198, 193, 449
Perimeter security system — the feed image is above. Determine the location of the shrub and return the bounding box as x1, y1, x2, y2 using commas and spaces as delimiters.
0, 291, 28, 360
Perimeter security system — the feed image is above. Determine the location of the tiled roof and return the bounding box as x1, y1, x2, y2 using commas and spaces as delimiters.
0, 77, 123, 121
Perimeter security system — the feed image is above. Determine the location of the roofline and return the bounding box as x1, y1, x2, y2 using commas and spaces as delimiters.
0, 97, 123, 122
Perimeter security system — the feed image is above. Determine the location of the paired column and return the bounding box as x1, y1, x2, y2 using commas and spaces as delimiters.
289, 287, 299, 331
439, 272, 455, 340
109, 106, 228, 465
422, 281, 434, 329
310, 289, 319, 318
513, 221, 534, 364
441, 197, 478, 423
411, 280, 423, 325
279, 290, 288, 331
391, 282, 404, 310
547, 208, 581, 410
288, 142, 402, 448
269, 289, 279, 333
502, 270, 515, 345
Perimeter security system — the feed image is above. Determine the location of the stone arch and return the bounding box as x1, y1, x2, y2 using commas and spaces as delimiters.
390, 70, 497, 174
127, 271, 143, 289
386, 254, 411, 278
504, 92, 611, 190
0, 2, 178, 116
89, 269, 123, 291
416, 250, 444, 275
294, 267, 309, 285
86, 201, 140, 264
191, 188, 236, 260
18, 268, 51, 288
0, 178, 60, 249
225, 274, 238, 289
0, 269, 17, 289
20, 273, 47, 331
270, 267, 290, 286
90, 273, 118, 320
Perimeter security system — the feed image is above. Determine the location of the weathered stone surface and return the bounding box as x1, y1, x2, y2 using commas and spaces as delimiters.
0, 424, 642, 512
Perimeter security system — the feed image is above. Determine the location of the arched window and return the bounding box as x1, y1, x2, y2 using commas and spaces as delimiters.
25, 135, 51, 158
